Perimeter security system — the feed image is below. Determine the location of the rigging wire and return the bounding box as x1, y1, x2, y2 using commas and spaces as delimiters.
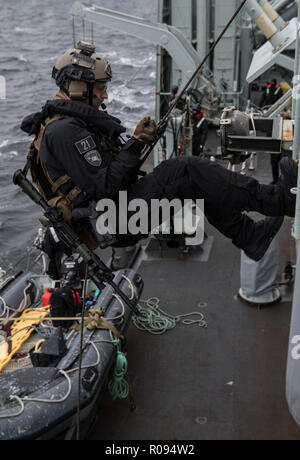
159, 0, 248, 128
72, 16, 76, 47
76, 263, 88, 441
82, 18, 86, 42
139, 0, 248, 167
91, 22, 94, 45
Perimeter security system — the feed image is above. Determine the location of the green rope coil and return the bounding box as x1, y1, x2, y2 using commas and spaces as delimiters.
107, 297, 207, 400
108, 331, 129, 400
132, 297, 176, 334
132, 297, 207, 334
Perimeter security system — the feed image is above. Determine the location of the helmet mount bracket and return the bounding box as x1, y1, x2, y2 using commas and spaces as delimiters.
72, 16, 95, 48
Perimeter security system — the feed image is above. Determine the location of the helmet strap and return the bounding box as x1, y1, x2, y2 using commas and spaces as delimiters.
87, 82, 94, 107
60, 86, 70, 98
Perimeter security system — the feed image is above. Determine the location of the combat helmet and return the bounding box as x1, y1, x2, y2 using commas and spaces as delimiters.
52, 41, 112, 104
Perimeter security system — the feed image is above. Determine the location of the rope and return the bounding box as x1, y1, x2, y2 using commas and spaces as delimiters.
0, 341, 103, 419
111, 54, 156, 103
67, 340, 101, 374
103, 275, 137, 401
18, 284, 32, 312
22, 370, 72, 404
34, 339, 45, 353
139, 0, 248, 169
0, 283, 32, 324
132, 297, 207, 334
0, 396, 25, 418
76, 263, 88, 441
2, 311, 123, 338
121, 274, 137, 300
32, 325, 52, 339
108, 331, 129, 400
0, 295, 9, 320
0, 370, 72, 418
159, 0, 247, 129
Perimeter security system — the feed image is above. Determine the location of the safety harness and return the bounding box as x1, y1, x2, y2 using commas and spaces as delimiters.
25, 114, 83, 224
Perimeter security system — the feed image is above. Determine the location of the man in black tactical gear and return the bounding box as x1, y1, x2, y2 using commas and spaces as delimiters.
21, 42, 298, 274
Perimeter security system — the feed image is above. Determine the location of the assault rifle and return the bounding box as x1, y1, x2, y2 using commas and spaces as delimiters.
13, 169, 140, 316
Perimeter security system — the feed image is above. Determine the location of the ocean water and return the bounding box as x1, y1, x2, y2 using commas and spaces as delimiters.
0, 0, 157, 272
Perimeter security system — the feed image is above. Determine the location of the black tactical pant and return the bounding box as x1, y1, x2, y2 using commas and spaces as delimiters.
113, 157, 284, 249
270, 153, 282, 183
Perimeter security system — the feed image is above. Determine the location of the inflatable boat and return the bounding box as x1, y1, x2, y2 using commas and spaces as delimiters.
0, 267, 143, 440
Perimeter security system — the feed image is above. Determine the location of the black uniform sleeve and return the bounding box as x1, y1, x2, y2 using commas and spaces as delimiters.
43, 117, 144, 201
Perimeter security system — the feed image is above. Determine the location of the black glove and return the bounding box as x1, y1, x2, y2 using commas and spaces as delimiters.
133, 117, 157, 144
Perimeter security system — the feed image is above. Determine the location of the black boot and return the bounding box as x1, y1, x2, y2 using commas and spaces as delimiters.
241, 215, 284, 261
277, 157, 298, 217
204, 203, 283, 262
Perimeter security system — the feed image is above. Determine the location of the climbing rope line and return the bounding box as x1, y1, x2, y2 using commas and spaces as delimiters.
112, 54, 156, 100
76, 263, 88, 440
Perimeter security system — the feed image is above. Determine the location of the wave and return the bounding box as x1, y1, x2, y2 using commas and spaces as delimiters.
14, 26, 36, 34
40, 55, 57, 62
104, 51, 118, 58
0, 140, 9, 148
119, 54, 155, 68
0, 151, 19, 159
18, 55, 28, 62
0, 138, 29, 149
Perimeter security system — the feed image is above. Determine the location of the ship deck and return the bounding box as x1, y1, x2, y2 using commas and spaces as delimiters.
87, 134, 300, 440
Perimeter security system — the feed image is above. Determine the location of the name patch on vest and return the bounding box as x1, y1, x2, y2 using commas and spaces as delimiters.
75, 136, 96, 155
84, 149, 102, 167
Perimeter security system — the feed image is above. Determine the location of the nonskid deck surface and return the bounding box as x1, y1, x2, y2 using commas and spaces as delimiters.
88, 146, 300, 440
